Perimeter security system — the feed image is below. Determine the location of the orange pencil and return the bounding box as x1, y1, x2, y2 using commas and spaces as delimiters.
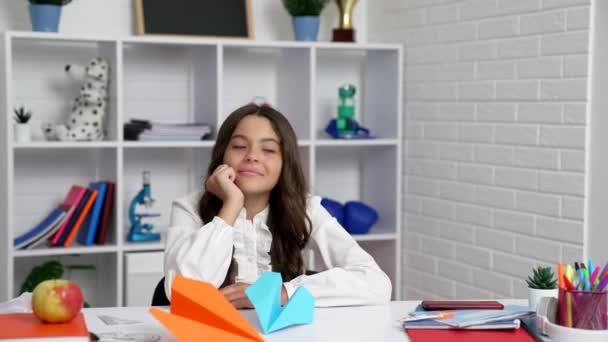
558, 262, 564, 289
566, 292, 573, 327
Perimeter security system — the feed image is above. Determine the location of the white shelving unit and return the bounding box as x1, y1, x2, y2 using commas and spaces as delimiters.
0, 31, 402, 306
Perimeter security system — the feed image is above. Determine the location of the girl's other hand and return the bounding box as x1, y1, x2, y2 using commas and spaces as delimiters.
220, 282, 289, 309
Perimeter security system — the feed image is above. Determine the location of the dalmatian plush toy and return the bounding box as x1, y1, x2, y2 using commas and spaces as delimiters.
43, 57, 110, 141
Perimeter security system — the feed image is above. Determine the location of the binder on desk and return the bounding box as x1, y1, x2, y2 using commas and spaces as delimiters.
406, 328, 536, 342
0, 312, 89, 341
404, 303, 536, 342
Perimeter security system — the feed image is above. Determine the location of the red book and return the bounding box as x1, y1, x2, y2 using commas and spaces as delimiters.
0, 312, 89, 341
49, 185, 87, 246
406, 328, 535, 342
95, 181, 115, 245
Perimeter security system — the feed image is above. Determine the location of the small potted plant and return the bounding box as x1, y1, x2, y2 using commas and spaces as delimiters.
282, 0, 329, 41
527, 265, 558, 311
28, 0, 73, 32
13, 106, 32, 143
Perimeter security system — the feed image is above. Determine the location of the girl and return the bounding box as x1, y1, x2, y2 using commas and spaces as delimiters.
164, 103, 391, 308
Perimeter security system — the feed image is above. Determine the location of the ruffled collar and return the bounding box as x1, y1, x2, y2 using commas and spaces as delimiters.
237, 205, 269, 223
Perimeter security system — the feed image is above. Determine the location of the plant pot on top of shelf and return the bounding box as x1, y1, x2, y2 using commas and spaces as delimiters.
282, 0, 329, 41
13, 106, 32, 143
527, 266, 559, 311
28, 0, 73, 32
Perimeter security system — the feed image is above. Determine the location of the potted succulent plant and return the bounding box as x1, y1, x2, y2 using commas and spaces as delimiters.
13, 106, 32, 143
282, 0, 329, 41
28, 0, 73, 32
527, 265, 558, 311
20, 260, 95, 307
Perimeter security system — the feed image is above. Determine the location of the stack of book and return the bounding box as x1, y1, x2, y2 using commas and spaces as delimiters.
13, 182, 115, 250
403, 303, 536, 342
124, 119, 212, 141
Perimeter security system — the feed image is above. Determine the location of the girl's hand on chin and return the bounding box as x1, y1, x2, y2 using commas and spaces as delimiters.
206, 164, 244, 206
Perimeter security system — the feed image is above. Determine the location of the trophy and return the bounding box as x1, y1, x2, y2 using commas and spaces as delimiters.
332, 0, 358, 42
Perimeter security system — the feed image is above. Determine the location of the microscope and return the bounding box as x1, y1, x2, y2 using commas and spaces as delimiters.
127, 170, 161, 242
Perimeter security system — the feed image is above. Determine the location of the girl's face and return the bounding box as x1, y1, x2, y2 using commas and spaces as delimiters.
223, 115, 283, 197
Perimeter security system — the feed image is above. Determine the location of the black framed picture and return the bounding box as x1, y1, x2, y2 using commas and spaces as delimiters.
135, 0, 253, 39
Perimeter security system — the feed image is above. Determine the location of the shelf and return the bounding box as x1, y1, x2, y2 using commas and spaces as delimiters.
122, 140, 312, 148
7, 31, 118, 43
1, 32, 402, 304
122, 141, 215, 148
122, 242, 165, 252
12, 141, 118, 149
352, 233, 397, 241
13, 245, 118, 257
6, 31, 402, 51
315, 139, 399, 147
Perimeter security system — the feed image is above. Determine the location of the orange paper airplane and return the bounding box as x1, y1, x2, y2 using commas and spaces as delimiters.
149, 275, 264, 342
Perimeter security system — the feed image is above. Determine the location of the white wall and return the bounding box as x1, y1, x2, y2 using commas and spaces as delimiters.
0, 0, 367, 42
369, 0, 590, 300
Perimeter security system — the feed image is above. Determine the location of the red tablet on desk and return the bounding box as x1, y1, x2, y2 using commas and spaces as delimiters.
421, 300, 504, 310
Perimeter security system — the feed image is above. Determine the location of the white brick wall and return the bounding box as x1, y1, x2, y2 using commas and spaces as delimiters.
369, 0, 588, 299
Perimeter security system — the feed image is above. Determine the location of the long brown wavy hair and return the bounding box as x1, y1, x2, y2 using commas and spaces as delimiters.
198, 103, 311, 282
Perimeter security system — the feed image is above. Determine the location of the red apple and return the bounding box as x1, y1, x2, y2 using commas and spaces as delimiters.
32, 279, 84, 323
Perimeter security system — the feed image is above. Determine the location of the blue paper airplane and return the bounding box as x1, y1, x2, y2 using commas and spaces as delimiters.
245, 272, 314, 334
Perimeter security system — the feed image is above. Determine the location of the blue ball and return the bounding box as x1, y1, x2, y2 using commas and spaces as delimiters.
344, 201, 378, 234
320, 198, 345, 226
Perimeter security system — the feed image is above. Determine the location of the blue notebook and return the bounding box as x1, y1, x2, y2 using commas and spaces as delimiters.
404, 305, 527, 330
14, 209, 66, 249
77, 182, 107, 246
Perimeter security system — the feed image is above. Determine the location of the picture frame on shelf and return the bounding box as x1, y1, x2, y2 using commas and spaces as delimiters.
134, 0, 254, 39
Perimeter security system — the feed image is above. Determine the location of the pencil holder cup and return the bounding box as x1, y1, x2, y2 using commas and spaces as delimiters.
557, 288, 608, 330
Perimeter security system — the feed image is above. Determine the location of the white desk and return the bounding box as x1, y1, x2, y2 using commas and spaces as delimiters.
83, 300, 528, 342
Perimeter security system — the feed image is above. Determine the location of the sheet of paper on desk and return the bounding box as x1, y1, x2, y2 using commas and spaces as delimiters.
149, 275, 264, 342
84, 307, 177, 342
245, 272, 315, 334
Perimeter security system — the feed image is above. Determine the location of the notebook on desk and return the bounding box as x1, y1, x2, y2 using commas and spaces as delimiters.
406, 328, 537, 342
404, 304, 531, 329
404, 304, 536, 341
0, 312, 89, 341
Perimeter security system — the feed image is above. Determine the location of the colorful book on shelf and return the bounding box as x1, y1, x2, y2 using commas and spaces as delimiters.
54, 188, 92, 247
63, 187, 98, 247
13, 210, 66, 250
24, 215, 67, 250
95, 181, 115, 245
0, 312, 89, 341
49, 185, 87, 246
77, 182, 107, 246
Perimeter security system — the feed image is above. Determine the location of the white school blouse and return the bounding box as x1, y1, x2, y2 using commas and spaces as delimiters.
163, 192, 392, 307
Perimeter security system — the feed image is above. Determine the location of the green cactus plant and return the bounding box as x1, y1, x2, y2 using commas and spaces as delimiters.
28, 0, 73, 5
20, 260, 96, 307
526, 266, 557, 290
282, 0, 329, 16
13, 106, 32, 124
